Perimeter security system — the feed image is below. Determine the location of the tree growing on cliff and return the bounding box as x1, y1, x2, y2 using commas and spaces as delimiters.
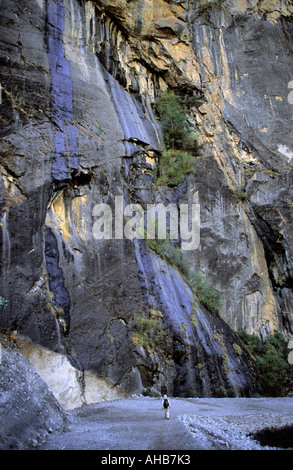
237, 330, 292, 396
155, 90, 201, 186
156, 90, 187, 151
156, 90, 200, 155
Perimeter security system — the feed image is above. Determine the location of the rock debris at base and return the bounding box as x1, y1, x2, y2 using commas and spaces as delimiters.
36, 397, 293, 450
181, 413, 293, 450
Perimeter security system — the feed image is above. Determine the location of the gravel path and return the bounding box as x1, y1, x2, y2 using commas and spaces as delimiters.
37, 397, 293, 451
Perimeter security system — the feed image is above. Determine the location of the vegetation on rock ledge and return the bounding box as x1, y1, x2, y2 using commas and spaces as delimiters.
154, 90, 201, 187
0, 296, 8, 310
132, 310, 167, 355
237, 330, 293, 397
146, 238, 222, 313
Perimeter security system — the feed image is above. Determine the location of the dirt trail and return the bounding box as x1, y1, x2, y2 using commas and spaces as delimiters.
37, 397, 293, 451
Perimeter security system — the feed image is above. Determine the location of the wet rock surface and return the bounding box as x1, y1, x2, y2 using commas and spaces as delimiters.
1, 0, 293, 404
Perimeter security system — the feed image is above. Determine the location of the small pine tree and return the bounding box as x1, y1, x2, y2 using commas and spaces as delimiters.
156, 90, 201, 156
154, 90, 201, 186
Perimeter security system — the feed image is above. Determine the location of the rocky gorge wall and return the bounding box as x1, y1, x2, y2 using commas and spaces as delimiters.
1, 0, 293, 402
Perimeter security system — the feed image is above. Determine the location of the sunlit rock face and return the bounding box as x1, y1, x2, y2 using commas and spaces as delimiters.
0, 0, 292, 398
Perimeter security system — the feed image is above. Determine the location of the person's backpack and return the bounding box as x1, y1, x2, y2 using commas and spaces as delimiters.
163, 398, 169, 409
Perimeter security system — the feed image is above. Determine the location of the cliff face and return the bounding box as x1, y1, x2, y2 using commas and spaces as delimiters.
0, 0, 293, 399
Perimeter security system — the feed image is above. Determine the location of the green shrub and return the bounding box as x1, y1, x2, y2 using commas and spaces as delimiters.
161, 241, 190, 275
235, 185, 248, 203
156, 150, 196, 187
156, 90, 188, 151
236, 190, 247, 202
237, 330, 263, 356
0, 296, 8, 310
146, 236, 222, 313
146, 238, 189, 276
156, 90, 201, 155
190, 272, 222, 313
154, 90, 201, 186
237, 330, 291, 396
132, 312, 166, 354
142, 388, 159, 397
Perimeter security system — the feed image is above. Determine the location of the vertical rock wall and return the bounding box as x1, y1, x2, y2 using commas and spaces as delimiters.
1, 0, 292, 398
188, 4, 293, 338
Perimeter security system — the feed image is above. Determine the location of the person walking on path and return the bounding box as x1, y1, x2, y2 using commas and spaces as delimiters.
162, 395, 171, 420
